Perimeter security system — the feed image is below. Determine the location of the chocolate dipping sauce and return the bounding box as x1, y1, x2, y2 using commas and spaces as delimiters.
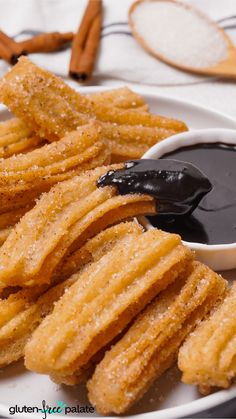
149, 143, 236, 244
97, 159, 212, 217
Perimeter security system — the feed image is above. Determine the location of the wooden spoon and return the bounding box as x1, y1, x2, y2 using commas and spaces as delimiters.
129, 0, 236, 79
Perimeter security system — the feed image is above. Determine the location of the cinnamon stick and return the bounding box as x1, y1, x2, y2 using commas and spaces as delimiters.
69, 0, 102, 81
18, 32, 74, 54
0, 31, 22, 64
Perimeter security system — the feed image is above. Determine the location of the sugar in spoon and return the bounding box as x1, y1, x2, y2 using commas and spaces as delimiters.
129, 0, 236, 79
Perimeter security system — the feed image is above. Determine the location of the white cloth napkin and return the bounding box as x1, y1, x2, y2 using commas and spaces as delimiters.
0, 0, 236, 117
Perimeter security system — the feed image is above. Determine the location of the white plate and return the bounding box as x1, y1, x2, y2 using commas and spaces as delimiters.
0, 88, 236, 419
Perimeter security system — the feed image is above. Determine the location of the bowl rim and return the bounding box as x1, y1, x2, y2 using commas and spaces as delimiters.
142, 127, 236, 251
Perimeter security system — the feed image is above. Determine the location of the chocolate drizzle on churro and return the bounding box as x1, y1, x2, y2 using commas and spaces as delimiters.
97, 159, 212, 216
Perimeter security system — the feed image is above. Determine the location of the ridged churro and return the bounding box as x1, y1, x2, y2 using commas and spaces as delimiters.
0, 57, 89, 140
87, 87, 148, 111
0, 118, 45, 158
102, 123, 176, 161
0, 88, 147, 158
0, 122, 110, 213
0, 278, 75, 368
0, 205, 33, 245
5, 220, 137, 370
24, 229, 192, 379
0, 57, 187, 141
178, 282, 236, 392
0, 117, 176, 162
87, 262, 227, 414
0, 165, 155, 289
0, 222, 142, 368
54, 220, 143, 282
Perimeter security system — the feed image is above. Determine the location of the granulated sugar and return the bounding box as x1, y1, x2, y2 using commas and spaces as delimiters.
132, 1, 228, 68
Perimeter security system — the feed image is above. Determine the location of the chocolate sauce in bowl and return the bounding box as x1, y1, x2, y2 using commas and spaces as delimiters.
149, 143, 236, 245
97, 159, 212, 217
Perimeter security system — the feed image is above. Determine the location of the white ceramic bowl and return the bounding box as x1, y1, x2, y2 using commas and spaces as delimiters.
142, 128, 236, 271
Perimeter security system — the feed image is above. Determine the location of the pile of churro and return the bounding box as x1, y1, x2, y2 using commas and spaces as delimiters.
0, 56, 235, 415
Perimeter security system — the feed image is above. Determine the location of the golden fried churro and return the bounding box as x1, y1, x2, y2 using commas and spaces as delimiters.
0, 135, 45, 158
0, 85, 147, 157
0, 57, 187, 141
87, 87, 148, 111
0, 205, 33, 230
0, 57, 90, 140
50, 221, 144, 385
0, 277, 77, 368
87, 262, 227, 414
178, 282, 236, 392
0, 118, 45, 158
0, 87, 146, 158
0, 206, 34, 245
0, 286, 47, 329
0, 165, 155, 289
0, 228, 12, 246
0, 122, 110, 213
0, 222, 142, 368
0, 118, 31, 141
102, 123, 176, 161
93, 103, 187, 131
55, 221, 143, 282
24, 229, 192, 378
0, 117, 176, 162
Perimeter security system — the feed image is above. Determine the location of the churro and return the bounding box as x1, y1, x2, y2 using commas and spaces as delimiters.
179, 282, 236, 392
0, 278, 74, 368
0, 165, 155, 289
0, 222, 142, 368
0, 118, 45, 158
0, 57, 187, 141
24, 229, 192, 378
0, 205, 33, 245
87, 87, 148, 111
87, 262, 227, 414
0, 122, 110, 213
0, 57, 89, 140
0, 87, 147, 155
0, 87, 147, 156
0, 227, 12, 246
0, 88, 147, 158
102, 123, 176, 160
54, 220, 143, 282
0, 117, 176, 162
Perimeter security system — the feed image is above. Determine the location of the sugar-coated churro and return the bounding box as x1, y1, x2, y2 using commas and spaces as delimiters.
102, 123, 176, 161
0, 57, 89, 140
24, 229, 192, 379
0, 88, 147, 158
87, 262, 227, 414
0, 118, 45, 158
0, 278, 74, 368
0, 222, 142, 368
87, 87, 148, 111
178, 282, 236, 392
0, 117, 175, 162
0, 205, 33, 245
54, 220, 143, 282
0, 122, 110, 213
0, 57, 187, 141
0, 165, 155, 289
